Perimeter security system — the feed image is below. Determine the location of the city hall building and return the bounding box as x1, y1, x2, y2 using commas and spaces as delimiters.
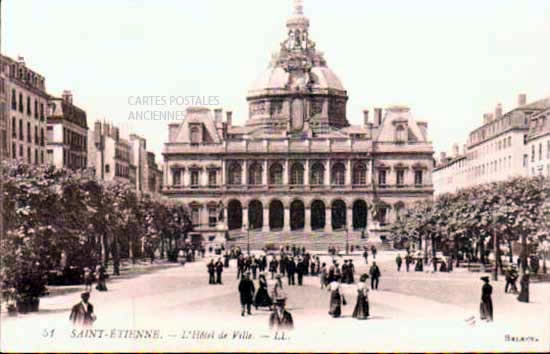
162, 1, 434, 248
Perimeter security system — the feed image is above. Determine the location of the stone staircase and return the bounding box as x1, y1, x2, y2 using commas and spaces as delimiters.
226, 229, 370, 251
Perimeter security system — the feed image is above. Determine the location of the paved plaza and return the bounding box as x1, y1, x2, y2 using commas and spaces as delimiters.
1, 250, 548, 352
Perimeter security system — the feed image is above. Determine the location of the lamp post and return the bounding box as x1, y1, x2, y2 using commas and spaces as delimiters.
246, 224, 250, 256
492, 211, 498, 281
345, 227, 349, 255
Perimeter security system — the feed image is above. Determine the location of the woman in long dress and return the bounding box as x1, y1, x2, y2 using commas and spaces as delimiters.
95, 265, 108, 291
328, 277, 345, 318
352, 274, 369, 320
254, 273, 273, 310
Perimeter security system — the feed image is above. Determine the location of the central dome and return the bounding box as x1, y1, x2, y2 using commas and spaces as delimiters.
245, 0, 349, 135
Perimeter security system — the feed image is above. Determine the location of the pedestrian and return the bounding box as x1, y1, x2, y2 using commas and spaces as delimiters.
95, 265, 108, 291
69, 292, 96, 327
215, 258, 224, 284
297, 257, 306, 286
369, 262, 381, 290
254, 273, 273, 310
207, 259, 216, 284
269, 256, 279, 280
505, 265, 518, 293
342, 260, 349, 284
327, 276, 346, 318
83, 267, 94, 292
272, 274, 287, 303
349, 260, 355, 284
238, 272, 255, 316
251, 256, 258, 280
405, 253, 412, 272
517, 271, 530, 303
269, 298, 294, 331
352, 274, 370, 320
287, 257, 296, 286
224, 251, 230, 268
279, 255, 287, 276
310, 257, 316, 276
396, 254, 402, 272
479, 276, 493, 322
371, 245, 377, 260
363, 249, 369, 264
320, 262, 328, 289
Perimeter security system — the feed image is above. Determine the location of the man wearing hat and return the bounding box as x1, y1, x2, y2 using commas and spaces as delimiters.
69, 292, 96, 327
286, 257, 296, 286
505, 265, 518, 293
269, 298, 294, 331
238, 272, 255, 316
296, 257, 306, 286
479, 276, 493, 321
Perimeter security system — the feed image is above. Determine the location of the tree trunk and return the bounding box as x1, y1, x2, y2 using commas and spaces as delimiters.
101, 232, 109, 267
479, 238, 485, 264
160, 236, 165, 259
455, 238, 460, 267
496, 235, 504, 275
112, 233, 120, 276
432, 234, 437, 272
521, 233, 528, 274
508, 239, 513, 263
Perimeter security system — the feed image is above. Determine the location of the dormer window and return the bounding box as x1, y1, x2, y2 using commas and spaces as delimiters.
190, 125, 201, 145
396, 125, 406, 143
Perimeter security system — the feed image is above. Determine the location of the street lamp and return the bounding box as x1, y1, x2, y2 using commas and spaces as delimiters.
345, 227, 349, 255
245, 224, 250, 256
492, 211, 499, 281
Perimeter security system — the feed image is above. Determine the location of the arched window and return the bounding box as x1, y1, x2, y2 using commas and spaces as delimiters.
331, 162, 346, 185
248, 162, 263, 185
269, 163, 283, 185
352, 163, 367, 185
228, 162, 242, 185
190, 126, 200, 144
310, 162, 325, 185
396, 125, 406, 142
290, 162, 304, 185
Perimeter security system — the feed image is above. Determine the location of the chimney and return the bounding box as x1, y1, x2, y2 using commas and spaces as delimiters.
17, 56, 25, 66
62, 90, 73, 104
226, 111, 233, 126
452, 143, 459, 157
495, 103, 502, 119
518, 93, 527, 107
374, 108, 383, 126
94, 121, 103, 147
363, 109, 370, 126
440, 152, 447, 163
214, 108, 222, 124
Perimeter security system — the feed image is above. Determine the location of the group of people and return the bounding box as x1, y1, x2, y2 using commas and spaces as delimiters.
83, 265, 108, 292
327, 272, 371, 320
207, 258, 225, 284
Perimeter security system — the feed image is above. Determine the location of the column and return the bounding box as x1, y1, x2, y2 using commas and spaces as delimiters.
283, 207, 290, 232
304, 207, 312, 232
262, 160, 268, 186
328, 206, 334, 231
201, 206, 209, 229
283, 160, 289, 185
242, 206, 248, 232
243, 160, 248, 186
262, 207, 269, 232
167, 165, 173, 186
304, 160, 310, 186
183, 169, 189, 186
324, 160, 331, 186
346, 207, 353, 231
346, 160, 352, 186
221, 160, 226, 186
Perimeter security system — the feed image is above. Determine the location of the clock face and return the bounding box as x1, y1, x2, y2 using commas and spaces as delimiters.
291, 98, 304, 131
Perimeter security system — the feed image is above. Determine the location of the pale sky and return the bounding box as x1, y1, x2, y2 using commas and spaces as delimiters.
3, 0, 550, 162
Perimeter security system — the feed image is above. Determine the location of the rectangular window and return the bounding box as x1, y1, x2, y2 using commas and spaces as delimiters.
26, 96, 31, 116
208, 170, 217, 186
379, 208, 387, 225
378, 170, 386, 186
18, 93, 23, 113
34, 126, 38, 144
191, 171, 199, 187
540, 143, 543, 161
34, 100, 38, 119
40, 103, 44, 120
396, 170, 404, 186
27, 122, 31, 143
208, 208, 217, 227
11, 89, 16, 110
173, 169, 181, 185
11, 117, 16, 138
34, 149, 38, 165
19, 144, 23, 158
191, 208, 200, 226
27, 147, 31, 163
531, 145, 535, 162
414, 170, 423, 186
547, 140, 550, 159
12, 143, 16, 159
523, 154, 528, 168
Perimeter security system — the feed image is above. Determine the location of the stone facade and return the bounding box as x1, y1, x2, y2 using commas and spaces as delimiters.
46, 91, 88, 170
2, 55, 48, 164
526, 107, 550, 177
434, 95, 550, 196
162, 1, 434, 248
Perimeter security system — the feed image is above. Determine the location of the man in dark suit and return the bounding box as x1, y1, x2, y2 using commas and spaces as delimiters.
238, 272, 255, 316
269, 298, 294, 330
296, 257, 306, 286
215, 258, 224, 284
269, 257, 279, 280
69, 292, 96, 327
369, 262, 381, 290
286, 257, 296, 286
207, 259, 216, 284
